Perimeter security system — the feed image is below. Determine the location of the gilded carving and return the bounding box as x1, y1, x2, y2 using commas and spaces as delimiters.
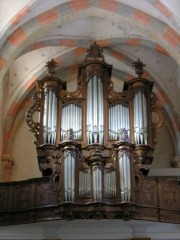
26, 91, 40, 144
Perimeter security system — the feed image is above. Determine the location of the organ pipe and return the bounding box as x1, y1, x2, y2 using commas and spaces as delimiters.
79, 168, 91, 197
104, 169, 116, 198
64, 150, 75, 202
87, 75, 104, 144
92, 165, 102, 201
61, 103, 82, 140
43, 89, 57, 144
133, 91, 148, 145
118, 152, 131, 202
109, 103, 130, 140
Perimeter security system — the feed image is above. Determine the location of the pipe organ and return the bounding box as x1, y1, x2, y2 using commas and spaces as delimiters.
26, 42, 158, 218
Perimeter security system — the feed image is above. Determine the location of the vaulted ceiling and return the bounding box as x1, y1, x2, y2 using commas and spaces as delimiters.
0, 0, 180, 173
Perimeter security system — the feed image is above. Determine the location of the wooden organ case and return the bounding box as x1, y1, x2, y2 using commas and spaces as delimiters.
0, 42, 179, 226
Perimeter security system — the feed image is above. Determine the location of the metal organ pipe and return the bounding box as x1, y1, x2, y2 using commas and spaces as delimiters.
119, 152, 131, 202
142, 92, 147, 144
87, 76, 104, 144
134, 91, 147, 145
98, 76, 104, 144
79, 169, 91, 197
61, 103, 82, 140
43, 89, 57, 144
64, 151, 75, 202
104, 170, 116, 198
109, 104, 130, 140
92, 166, 102, 201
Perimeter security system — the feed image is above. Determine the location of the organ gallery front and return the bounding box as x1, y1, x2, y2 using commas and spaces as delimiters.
0, 42, 179, 225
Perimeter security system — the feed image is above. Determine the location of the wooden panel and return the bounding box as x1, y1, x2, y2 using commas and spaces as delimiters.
158, 179, 180, 210
139, 177, 158, 207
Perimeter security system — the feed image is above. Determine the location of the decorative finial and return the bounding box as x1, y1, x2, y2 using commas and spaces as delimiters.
86, 42, 105, 61
132, 58, 146, 78
45, 58, 58, 76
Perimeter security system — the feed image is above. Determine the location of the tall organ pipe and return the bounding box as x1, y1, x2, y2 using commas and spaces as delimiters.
43, 89, 57, 144
92, 166, 102, 201
64, 151, 75, 202
87, 76, 104, 144
119, 152, 131, 202
134, 91, 147, 145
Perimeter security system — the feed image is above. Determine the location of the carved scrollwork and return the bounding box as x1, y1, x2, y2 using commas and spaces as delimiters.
26, 91, 40, 144
108, 80, 130, 99
61, 83, 82, 98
